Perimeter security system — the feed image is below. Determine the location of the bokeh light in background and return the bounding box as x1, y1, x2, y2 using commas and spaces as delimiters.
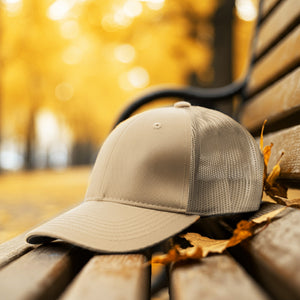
0, 0, 258, 171
236, 0, 257, 21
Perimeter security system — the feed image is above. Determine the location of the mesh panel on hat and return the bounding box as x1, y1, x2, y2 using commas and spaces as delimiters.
187, 107, 263, 216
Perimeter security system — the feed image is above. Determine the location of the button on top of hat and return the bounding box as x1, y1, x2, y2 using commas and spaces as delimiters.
174, 101, 191, 108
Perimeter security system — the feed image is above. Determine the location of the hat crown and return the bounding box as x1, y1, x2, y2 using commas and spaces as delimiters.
85, 104, 264, 216
85, 106, 192, 212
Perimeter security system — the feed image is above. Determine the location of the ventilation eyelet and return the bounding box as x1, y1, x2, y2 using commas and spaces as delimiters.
153, 122, 162, 129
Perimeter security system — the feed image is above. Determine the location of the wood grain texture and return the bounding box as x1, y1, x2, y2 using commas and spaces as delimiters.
256, 0, 300, 56
170, 254, 270, 300
263, 125, 300, 179
238, 207, 300, 300
0, 242, 74, 300
240, 67, 300, 131
60, 254, 150, 300
248, 25, 300, 94
262, 0, 281, 17
0, 233, 35, 269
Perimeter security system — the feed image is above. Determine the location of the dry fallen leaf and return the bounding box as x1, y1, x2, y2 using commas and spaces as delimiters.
260, 119, 267, 153
260, 120, 287, 200
226, 220, 255, 248
265, 153, 287, 199
151, 244, 202, 264
265, 196, 300, 209
182, 233, 228, 257
152, 207, 286, 264
251, 206, 286, 223
266, 152, 283, 187
285, 198, 300, 208
260, 120, 273, 181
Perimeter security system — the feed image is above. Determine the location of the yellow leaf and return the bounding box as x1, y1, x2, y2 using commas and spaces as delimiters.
251, 206, 286, 224
264, 152, 288, 199
226, 220, 255, 247
151, 247, 181, 265
285, 198, 300, 208
176, 244, 203, 260
151, 244, 203, 264
267, 197, 300, 209
267, 184, 288, 199
263, 143, 273, 172
260, 120, 274, 181
260, 119, 267, 152
266, 152, 284, 187
260, 120, 288, 200
182, 233, 228, 257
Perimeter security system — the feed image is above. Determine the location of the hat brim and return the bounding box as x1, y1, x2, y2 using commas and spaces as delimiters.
26, 201, 200, 252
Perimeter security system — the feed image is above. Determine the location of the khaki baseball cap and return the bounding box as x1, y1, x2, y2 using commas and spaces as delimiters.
26, 102, 264, 252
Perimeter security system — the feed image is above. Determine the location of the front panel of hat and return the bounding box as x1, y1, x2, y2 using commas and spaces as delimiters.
85, 107, 191, 213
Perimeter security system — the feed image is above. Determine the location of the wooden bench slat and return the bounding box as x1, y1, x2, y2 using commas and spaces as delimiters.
240, 67, 300, 131
60, 254, 150, 300
170, 254, 270, 300
0, 233, 35, 269
248, 24, 300, 95
263, 125, 300, 179
231, 207, 300, 300
262, 0, 281, 17
256, 0, 300, 56
0, 242, 75, 300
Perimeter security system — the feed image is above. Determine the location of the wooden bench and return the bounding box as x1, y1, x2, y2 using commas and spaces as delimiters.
1, 0, 300, 299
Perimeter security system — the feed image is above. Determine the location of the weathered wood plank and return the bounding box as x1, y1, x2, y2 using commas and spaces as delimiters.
60, 254, 150, 300
263, 125, 300, 179
232, 206, 300, 300
256, 0, 300, 56
0, 242, 76, 300
0, 233, 35, 269
170, 254, 270, 300
262, 0, 281, 17
248, 25, 300, 95
240, 67, 300, 131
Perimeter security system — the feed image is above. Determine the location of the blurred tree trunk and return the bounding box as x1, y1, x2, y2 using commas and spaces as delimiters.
24, 106, 37, 170
184, 0, 235, 113
213, 0, 235, 114
24, 68, 43, 169
213, 0, 234, 87
71, 141, 95, 165
23, 0, 42, 170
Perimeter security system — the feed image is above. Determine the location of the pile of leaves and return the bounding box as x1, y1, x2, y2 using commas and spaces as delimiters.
152, 120, 299, 264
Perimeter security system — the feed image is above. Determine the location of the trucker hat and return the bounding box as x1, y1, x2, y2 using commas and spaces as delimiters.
26, 101, 264, 252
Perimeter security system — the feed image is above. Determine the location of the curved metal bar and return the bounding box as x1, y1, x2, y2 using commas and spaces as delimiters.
113, 79, 247, 127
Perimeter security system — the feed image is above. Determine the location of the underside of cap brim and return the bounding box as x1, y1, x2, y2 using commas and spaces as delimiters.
26, 201, 200, 253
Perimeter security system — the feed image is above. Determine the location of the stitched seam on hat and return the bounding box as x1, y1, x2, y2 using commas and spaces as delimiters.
99, 113, 146, 195
85, 196, 187, 212
182, 108, 191, 212
240, 124, 264, 204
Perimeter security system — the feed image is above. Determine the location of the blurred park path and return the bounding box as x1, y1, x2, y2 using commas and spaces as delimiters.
0, 166, 91, 244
